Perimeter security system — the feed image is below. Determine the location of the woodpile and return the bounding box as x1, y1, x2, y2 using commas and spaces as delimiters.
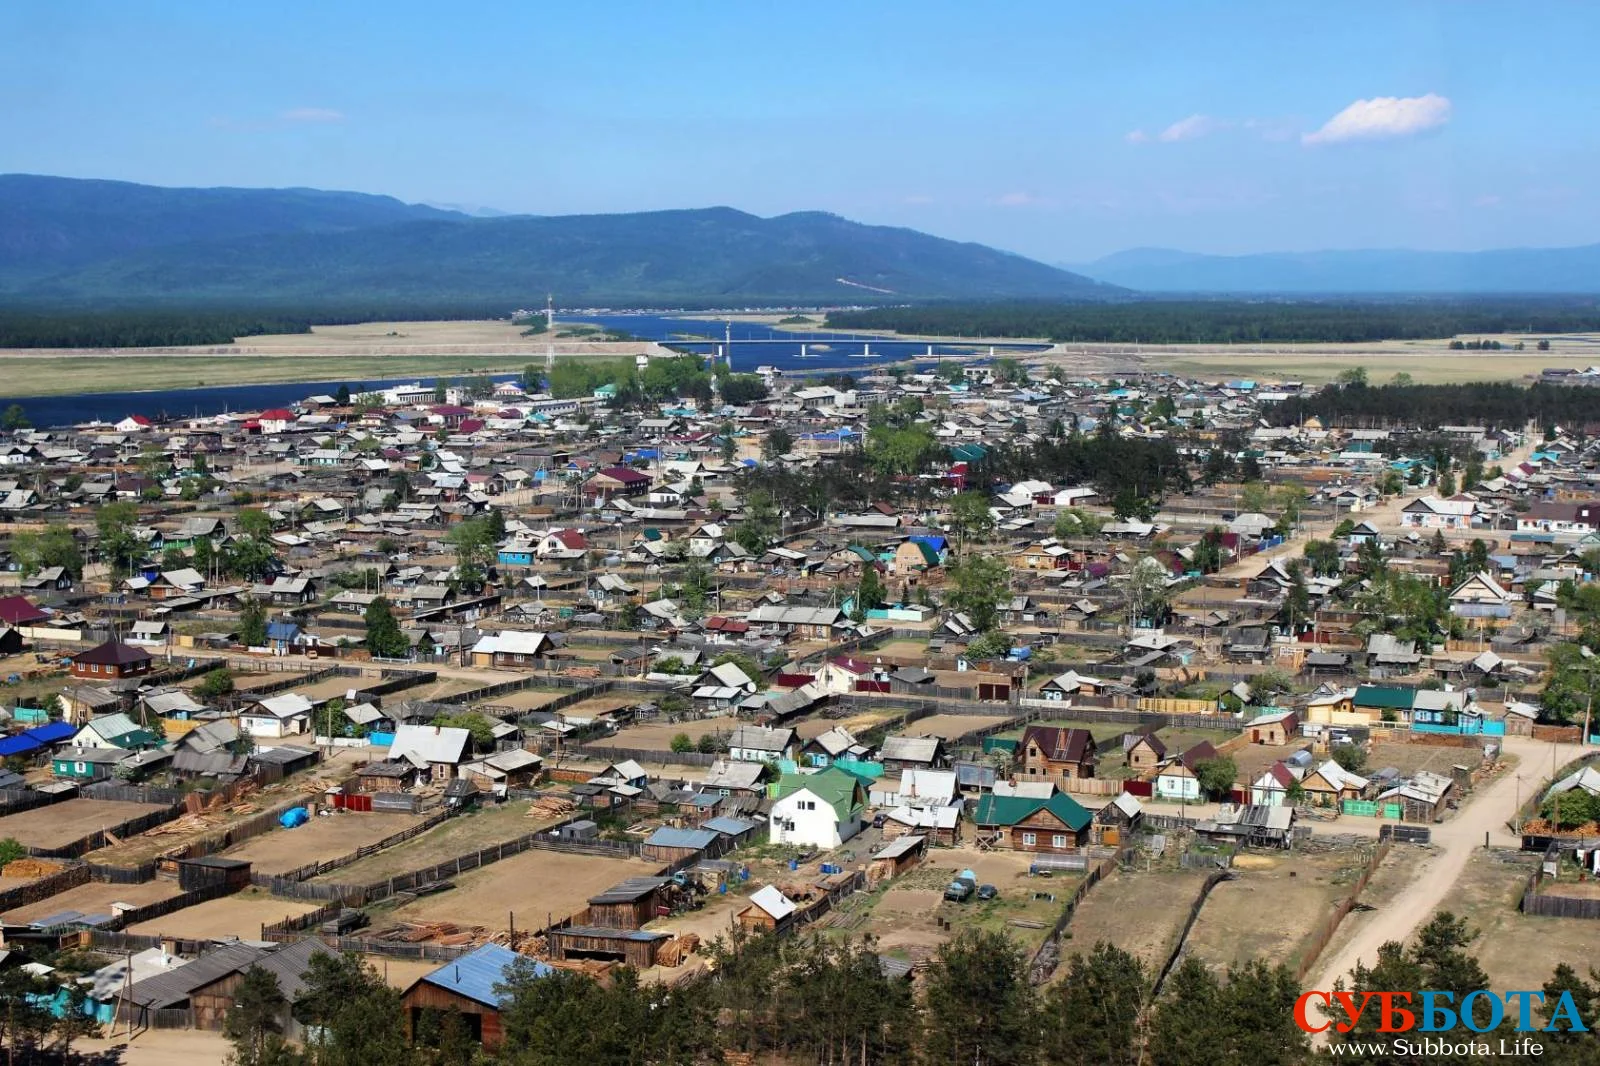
529, 796, 577, 818
1, 858, 64, 879
655, 933, 700, 967
1523, 818, 1599, 837
372, 920, 487, 945
564, 667, 602, 679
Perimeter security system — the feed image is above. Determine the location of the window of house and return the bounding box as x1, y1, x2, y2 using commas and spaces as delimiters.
1052, 834, 1067, 848
798, 800, 815, 810
1021, 831, 1036, 845
91, 664, 99, 673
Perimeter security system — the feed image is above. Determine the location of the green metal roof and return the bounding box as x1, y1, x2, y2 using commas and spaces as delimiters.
772, 767, 866, 822
972, 792, 1090, 831
1354, 685, 1415, 710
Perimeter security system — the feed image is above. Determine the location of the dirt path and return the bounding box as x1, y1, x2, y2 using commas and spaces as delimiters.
1305, 734, 1586, 1039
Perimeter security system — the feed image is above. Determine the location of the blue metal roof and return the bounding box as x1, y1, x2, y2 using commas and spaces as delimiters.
265, 622, 300, 641
25, 721, 75, 744
420, 944, 548, 1009
643, 826, 718, 850
0, 736, 42, 757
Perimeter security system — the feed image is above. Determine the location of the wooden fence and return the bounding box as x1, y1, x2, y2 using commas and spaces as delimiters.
29, 802, 185, 860
109, 881, 241, 931
1026, 850, 1122, 984
253, 807, 455, 886
261, 818, 645, 906
1293, 839, 1393, 982
1521, 863, 1600, 919
0, 860, 90, 912
1151, 869, 1236, 996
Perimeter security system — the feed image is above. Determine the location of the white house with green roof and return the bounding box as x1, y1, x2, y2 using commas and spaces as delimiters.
768, 767, 866, 849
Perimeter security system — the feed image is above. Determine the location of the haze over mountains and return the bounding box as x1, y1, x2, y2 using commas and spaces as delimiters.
1072, 245, 1600, 294
0, 175, 1110, 307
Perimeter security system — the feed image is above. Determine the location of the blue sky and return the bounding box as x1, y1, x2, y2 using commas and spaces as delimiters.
3, 1, 1596, 261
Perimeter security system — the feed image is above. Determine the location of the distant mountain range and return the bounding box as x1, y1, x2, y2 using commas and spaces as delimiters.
1071, 245, 1600, 294
0, 174, 1113, 307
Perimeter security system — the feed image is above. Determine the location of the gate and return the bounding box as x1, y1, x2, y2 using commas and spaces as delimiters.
1380, 824, 1430, 844
333, 793, 373, 812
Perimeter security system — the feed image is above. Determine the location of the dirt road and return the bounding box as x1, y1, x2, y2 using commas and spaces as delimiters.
1305, 734, 1587, 1037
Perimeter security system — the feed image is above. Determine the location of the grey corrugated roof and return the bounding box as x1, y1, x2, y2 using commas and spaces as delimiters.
589, 877, 671, 905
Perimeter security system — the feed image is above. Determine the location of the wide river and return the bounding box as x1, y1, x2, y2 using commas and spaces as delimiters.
5, 313, 1047, 426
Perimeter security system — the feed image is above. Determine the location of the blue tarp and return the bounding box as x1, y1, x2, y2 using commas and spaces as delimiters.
279, 807, 310, 828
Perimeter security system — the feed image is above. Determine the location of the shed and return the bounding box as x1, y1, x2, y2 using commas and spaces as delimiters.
737, 884, 798, 933
869, 834, 928, 879
586, 876, 673, 930
175, 856, 252, 892
545, 925, 669, 969
401, 943, 545, 1051
639, 826, 719, 863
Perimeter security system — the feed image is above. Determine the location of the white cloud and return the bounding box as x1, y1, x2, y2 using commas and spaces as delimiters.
281, 107, 345, 123
1125, 129, 1149, 144
994, 191, 1040, 207
1302, 93, 1450, 145
1157, 114, 1222, 143
901, 194, 936, 205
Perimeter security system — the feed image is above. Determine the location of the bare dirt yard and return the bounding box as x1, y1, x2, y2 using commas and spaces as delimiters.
1433, 848, 1600, 992
308, 801, 559, 886
84, 748, 371, 868
77, 1029, 233, 1066
3, 879, 180, 924
793, 708, 899, 740
217, 809, 431, 876
478, 688, 568, 713
126, 889, 322, 940
823, 847, 1077, 965
0, 798, 169, 851
903, 714, 1014, 742
1368, 739, 1485, 779
1064, 868, 1211, 971
589, 718, 735, 752
1182, 846, 1376, 973
378, 850, 661, 934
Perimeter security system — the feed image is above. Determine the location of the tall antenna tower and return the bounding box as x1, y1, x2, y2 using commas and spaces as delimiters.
544, 294, 556, 375
724, 319, 733, 371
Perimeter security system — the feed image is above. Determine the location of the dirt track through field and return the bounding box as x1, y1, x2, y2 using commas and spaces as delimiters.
1304, 735, 1586, 1041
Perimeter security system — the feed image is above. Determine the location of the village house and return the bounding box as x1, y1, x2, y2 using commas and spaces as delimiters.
768, 767, 867, 848
1015, 725, 1096, 783
971, 793, 1092, 852
387, 723, 472, 783
1154, 741, 1219, 801
71, 640, 153, 680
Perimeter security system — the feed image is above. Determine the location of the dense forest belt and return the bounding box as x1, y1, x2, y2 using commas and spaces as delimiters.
1263, 381, 1595, 429
826, 299, 1600, 344
0, 305, 514, 348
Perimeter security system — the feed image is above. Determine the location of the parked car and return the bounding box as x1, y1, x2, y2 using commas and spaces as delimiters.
977, 884, 999, 901
943, 877, 975, 903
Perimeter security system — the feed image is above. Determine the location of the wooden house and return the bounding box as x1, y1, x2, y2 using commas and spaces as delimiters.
1016, 725, 1096, 783
71, 640, 152, 680
1092, 792, 1143, 847
401, 944, 538, 1051
971, 793, 1092, 852
736, 884, 798, 934
1244, 709, 1300, 746
1125, 731, 1167, 772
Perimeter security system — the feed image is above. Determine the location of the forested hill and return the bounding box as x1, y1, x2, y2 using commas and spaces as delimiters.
0, 174, 465, 287
0, 176, 1114, 306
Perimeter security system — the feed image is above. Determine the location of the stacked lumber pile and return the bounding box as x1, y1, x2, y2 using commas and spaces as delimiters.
1, 858, 64, 879
371, 920, 488, 945
529, 796, 577, 818
655, 933, 700, 967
